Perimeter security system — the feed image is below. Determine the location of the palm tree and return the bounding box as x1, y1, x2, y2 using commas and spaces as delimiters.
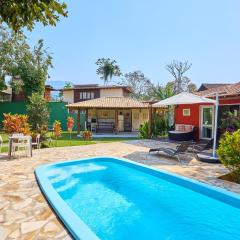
96, 58, 122, 85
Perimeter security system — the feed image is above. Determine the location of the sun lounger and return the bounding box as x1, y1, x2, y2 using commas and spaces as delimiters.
188, 139, 213, 154
149, 142, 192, 164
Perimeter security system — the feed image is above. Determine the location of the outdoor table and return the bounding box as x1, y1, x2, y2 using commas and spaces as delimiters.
8, 135, 32, 159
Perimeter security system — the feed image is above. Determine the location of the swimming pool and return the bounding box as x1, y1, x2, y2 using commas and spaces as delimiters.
35, 157, 240, 240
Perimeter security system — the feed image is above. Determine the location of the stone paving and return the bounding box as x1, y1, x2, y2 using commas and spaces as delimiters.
0, 139, 239, 239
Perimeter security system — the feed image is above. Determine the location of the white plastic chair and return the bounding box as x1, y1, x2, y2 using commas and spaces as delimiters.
11, 136, 32, 158
32, 134, 41, 149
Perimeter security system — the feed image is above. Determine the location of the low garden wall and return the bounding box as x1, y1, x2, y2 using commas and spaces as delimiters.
0, 102, 85, 131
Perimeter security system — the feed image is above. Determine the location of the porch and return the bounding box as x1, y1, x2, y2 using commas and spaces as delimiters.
67, 97, 151, 134
92, 131, 139, 138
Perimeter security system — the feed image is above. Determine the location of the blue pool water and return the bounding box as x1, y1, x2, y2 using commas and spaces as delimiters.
36, 158, 240, 240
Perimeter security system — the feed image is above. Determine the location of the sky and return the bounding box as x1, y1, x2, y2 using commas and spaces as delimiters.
25, 0, 240, 87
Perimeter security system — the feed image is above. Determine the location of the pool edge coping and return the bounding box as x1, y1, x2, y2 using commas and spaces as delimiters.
35, 156, 240, 240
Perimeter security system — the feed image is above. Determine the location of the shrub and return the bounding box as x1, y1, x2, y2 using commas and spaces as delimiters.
139, 122, 151, 139
153, 116, 168, 137
82, 130, 92, 140
220, 111, 240, 133
67, 116, 74, 141
26, 93, 49, 133
217, 129, 240, 183
53, 120, 62, 146
3, 113, 30, 135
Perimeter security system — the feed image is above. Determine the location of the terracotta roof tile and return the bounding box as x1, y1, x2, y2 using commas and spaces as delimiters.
66, 97, 150, 109
196, 82, 240, 98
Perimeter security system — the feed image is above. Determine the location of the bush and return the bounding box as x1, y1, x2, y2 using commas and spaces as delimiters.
153, 116, 168, 137
217, 129, 240, 183
53, 120, 62, 146
3, 113, 30, 135
220, 112, 240, 133
82, 130, 92, 140
139, 122, 151, 139
26, 93, 49, 133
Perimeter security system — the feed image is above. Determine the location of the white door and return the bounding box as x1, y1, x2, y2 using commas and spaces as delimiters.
200, 106, 214, 139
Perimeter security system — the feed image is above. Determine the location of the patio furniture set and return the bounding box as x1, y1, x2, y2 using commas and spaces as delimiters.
0, 133, 40, 159
149, 139, 214, 164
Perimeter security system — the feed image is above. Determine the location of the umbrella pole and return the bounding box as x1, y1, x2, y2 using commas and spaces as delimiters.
213, 93, 219, 157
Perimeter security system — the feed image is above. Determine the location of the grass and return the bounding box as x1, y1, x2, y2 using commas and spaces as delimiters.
0, 131, 139, 153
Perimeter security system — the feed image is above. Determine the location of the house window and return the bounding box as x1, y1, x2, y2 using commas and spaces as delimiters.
183, 109, 190, 116
82, 92, 87, 99
87, 92, 91, 99
80, 91, 94, 100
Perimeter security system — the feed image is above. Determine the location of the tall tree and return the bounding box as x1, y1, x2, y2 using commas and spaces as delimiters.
0, 0, 67, 32
0, 26, 26, 91
10, 39, 52, 98
96, 58, 122, 85
166, 60, 196, 93
119, 70, 153, 99
0, 27, 52, 96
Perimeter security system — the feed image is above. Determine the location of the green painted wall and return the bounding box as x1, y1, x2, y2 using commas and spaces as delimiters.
0, 102, 85, 131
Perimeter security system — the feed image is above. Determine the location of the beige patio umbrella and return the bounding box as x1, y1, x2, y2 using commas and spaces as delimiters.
152, 92, 218, 157
152, 92, 216, 106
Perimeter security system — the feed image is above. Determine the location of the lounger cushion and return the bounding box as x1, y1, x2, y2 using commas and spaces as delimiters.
175, 124, 185, 131
184, 125, 194, 132
169, 130, 185, 134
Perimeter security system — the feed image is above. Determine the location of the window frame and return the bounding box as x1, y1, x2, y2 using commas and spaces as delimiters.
183, 108, 191, 116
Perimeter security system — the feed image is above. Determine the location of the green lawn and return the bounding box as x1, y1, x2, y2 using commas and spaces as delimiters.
0, 131, 139, 153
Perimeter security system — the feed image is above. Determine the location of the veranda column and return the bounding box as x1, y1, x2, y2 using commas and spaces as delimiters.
148, 107, 152, 138
85, 109, 88, 130
152, 107, 156, 126
115, 109, 119, 134
77, 108, 80, 134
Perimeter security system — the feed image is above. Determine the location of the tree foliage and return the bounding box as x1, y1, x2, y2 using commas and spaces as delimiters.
0, 27, 52, 96
166, 60, 197, 93
26, 93, 49, 132
0, 0, 68, 32
119, 70, 153, 99
220, 112, 240, 133
0, 26, 27, 91
96, 58, 122, 85
10, 39, 52, 97
150, 82, 175, 100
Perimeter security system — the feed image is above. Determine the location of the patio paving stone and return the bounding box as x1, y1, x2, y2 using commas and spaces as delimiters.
0, 139, 239, 239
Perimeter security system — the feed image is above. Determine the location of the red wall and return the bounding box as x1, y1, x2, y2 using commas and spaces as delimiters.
174, 97, 240, 141
175, 104, 202, 140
